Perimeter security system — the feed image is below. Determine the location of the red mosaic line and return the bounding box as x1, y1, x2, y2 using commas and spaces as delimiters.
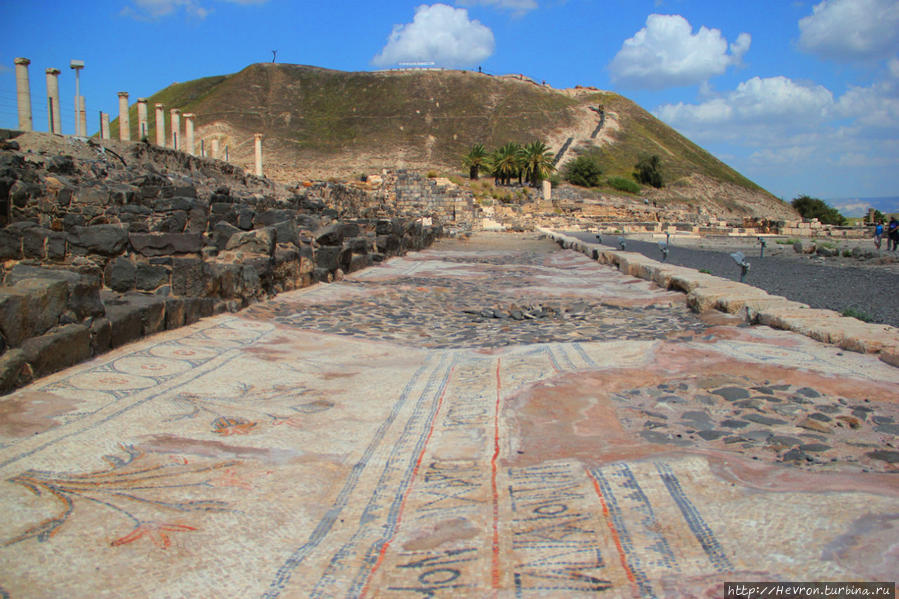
491, 358, 502, 595
586, 467, 640, 598
358, 366, 456, 598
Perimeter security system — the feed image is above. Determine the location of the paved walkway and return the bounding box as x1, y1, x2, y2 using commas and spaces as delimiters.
1, 233, 897, 598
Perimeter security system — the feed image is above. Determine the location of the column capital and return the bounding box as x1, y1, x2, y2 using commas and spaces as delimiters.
137, 98, 148, 104
14, 57, 30, 66
183, 113, 195, 119
170, 108, 181, 114
118, 91, 129, 98
45, 67, 60, 75
254, 133, 264, 140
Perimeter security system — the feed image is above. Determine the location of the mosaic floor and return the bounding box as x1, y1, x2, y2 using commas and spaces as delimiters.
1, 233, 896, 598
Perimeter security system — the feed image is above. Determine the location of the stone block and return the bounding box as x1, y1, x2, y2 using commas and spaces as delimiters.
90, 317, 111, 355
21, 324, 91, 378
256, 209, 297, 227
171, 258, 205, 296
69, 224, 128, 256
348, 253, 372, 273
108, 183, 140, 205
165, 298, 186, 329
104, 300, 144, 349
153, 211, 188, 233
0, 349, 32, 394
135, 262, 170, 291
225, 227, 275, 255
0, 229, 22, 260
213, 221, 241, 251
123, 293, 167, 335
22, 227, 51, 259
104, 257, 136, 292
272, 220, 299, 246
315, 245, 349, 272
153, 197, 194, 212
129, 232, 204, 256
0, 278, 68, 347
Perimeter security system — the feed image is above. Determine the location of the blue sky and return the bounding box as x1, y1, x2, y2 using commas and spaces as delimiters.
2, 0, 897, 213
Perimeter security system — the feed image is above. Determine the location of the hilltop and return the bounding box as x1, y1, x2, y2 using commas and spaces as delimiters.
112, 63, 796, 220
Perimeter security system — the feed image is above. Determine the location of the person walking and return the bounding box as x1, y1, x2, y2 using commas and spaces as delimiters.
874, 220, 884, 250
888, 217, 899, 251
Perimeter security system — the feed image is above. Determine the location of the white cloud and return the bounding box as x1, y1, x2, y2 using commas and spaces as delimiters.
655, 76, 834, 135
798, 0, 899, 61
456, 0, 537, 15
121, 0, 265, 20
608, 14, 750, 89
373, 4, 495, 68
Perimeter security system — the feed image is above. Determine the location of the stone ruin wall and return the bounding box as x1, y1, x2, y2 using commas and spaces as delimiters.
0, 134, 442, 393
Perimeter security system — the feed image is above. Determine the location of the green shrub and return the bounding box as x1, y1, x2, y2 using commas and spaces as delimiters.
563, 155, 603, 187
775, 238, 799, 245
607, 176, 640, 193
791, 195, 846, 225
634, 155, 663, 188
426, 170, 439, 178
842, 308, 872, 322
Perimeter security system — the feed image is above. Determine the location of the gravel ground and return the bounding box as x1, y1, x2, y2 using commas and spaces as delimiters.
567, 232, 899, 328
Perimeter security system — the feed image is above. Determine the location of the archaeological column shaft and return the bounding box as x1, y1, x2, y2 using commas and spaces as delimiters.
137, 98, 148, 140
155, 104, 166, 147
118, 92, 130, 141
14, 58, 33, 132
45, 68, 61, 134
100, 113, 110, 139
254, 133, 263, 177
170, 109, 181, 150
183, 113, 195, 156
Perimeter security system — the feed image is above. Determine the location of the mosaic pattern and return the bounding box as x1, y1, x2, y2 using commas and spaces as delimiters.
244, 251, 706, 348
611, 375, 899, 472
1, 234, 897, 597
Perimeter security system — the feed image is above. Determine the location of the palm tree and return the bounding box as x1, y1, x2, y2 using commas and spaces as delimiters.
490, 142, 523, 186
522, 141, 556, 187
462, 144, 488, 180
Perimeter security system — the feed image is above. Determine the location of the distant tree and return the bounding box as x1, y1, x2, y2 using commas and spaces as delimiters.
563, 155, 603, 188
791, 195, 846, 225
521, 141, 556, 187
634, 155, 663, 188
872, 209, 885, 222
463, 144, 488, 180
490, 142, 523, 186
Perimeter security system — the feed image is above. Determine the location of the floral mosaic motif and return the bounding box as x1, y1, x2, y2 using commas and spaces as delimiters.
3, 445, 246, 549
166, 382, 333, 434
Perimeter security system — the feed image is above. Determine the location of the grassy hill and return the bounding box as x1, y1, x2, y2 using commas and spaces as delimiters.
111, 63, 794, 218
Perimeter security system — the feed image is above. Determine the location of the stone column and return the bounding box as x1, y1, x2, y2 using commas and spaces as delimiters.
254, 133, 263, 177
155, 104, 166, 147
100, 113, 110, 139
170, 109, 181, 150
14, 58, 33, 131
78, 97, 87, 137
542, 179, 552, 202
45, 68, 61, 134
211, 138, 220, 160
137, 98, 149, 140
118, 92, 130, 141
183, 113, 195, 156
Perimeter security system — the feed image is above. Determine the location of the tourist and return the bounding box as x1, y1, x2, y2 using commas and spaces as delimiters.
888, 217, 899, 251
874, 220, 884, 250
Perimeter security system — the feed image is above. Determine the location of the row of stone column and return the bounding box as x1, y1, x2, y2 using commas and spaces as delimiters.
14, 57, 264, 177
